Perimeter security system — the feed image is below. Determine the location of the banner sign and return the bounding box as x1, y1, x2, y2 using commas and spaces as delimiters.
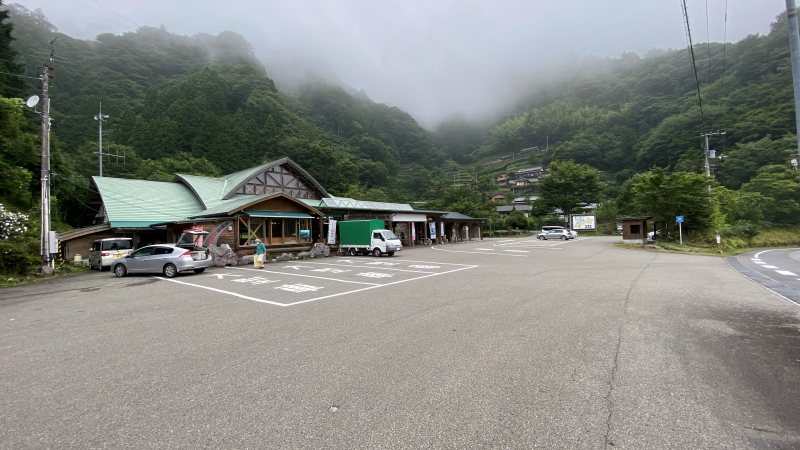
429, 222, 436, 239
411, 224, 416, 242
440, 222, 444, 238
206, 220, 232, 247
327, 219, 337, 245
570, 214, 596, 230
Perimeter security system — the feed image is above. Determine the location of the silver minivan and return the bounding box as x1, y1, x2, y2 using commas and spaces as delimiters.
89, 238, 134, 271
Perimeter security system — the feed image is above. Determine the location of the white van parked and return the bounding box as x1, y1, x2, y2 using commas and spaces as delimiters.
89, 238, 134, 271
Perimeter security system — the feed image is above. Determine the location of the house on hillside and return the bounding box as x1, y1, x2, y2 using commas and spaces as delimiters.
489, 193, 507, 203
497, 205, 533, 217
496, 173, 508, 183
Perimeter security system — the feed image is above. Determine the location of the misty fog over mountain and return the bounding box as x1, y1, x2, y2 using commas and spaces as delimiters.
11, 0, 781, 128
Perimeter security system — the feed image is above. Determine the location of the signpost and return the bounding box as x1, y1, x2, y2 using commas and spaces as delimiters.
676, 215, 684, 245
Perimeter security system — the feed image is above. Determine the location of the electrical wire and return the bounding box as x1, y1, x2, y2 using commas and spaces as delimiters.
719, 0, 728, 123
705, 0, 712, 88
681, 0, 706, 134
66, 0, 188, 57
0, 70, 39, 80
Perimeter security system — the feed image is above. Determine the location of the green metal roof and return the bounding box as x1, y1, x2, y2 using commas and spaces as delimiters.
172, 174, 229, 209
93, 177, 205, 227
321, 197, 414, 211
109, 221, 163, 229
246, 211, 312, 218
190, 193, 282, 218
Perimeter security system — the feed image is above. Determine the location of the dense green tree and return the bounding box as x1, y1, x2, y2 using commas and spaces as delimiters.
629, 169, 713, 230
740, 165, 800, 224
0, 96, 37, 206
539, 160, 605, 215
0, 1, 25, 98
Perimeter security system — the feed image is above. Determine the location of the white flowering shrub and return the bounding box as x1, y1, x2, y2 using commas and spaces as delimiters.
0, 203, 29, 240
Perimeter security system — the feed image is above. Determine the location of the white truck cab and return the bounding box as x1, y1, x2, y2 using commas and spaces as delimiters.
370, 229, 403, 256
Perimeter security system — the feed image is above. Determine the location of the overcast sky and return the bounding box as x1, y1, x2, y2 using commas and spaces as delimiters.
12, 0, 786, 128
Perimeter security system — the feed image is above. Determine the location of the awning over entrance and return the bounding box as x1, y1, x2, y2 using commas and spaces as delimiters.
246, 211, 313, 219
392, 213, 428, 222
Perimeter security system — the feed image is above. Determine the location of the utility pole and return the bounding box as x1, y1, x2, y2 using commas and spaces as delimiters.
786, 0, 800, 183
94, 103, 109, 177
39, 64, 53, 269
701, 131, 726, 176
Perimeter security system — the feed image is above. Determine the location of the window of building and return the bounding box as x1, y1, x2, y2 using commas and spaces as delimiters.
630, 224, 641, 235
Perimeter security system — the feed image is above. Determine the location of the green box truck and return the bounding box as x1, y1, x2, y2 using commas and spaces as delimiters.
338, 220, 402, 257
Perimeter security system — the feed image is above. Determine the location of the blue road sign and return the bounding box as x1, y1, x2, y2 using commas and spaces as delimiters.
676, 215, 685, 223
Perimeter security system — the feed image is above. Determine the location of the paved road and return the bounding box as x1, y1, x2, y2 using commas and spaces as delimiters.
729, 249, 800, 305
2, 237, 799, 449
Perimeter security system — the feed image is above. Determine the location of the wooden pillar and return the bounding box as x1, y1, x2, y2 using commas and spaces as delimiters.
318, 217, 323, 243
408, 221, 413, 248
469, 222, 472, 241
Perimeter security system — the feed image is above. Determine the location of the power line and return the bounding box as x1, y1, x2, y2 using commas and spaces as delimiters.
681, 0, 706, 134
0, 70, 40, 80
704, 0, 712, 88
719, 0, 729, 123
66, 0, 187, 56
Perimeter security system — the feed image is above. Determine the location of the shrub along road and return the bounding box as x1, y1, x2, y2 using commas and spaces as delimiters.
1, 237, 799, 448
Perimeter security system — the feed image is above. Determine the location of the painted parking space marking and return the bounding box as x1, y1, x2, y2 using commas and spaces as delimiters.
357, 272, 394, 278
310, 267, 350, 273
295, 261, 438, 274
230, 266, 380, 285
504, 250, 529, 253
763, 265, 778, 269
208, 273, 243, 279
154, 259, 478, 307
754, 262, 767, 265
232, 277, 279, 285
775, 270, 798, 276
156, 277, 287, 307
276, 283, 323, 293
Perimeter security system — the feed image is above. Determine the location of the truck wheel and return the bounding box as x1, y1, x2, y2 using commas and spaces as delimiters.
348, 248, 358, 256
373, 248, 382, 257
387, 252, 395, 256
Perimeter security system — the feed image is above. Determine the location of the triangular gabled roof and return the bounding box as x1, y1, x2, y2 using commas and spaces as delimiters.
219, 157, 330, 200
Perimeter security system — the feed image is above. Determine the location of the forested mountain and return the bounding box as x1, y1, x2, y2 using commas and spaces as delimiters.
451, 13, 796, 194
1, 3, 798, 236
2, 4, 447, 228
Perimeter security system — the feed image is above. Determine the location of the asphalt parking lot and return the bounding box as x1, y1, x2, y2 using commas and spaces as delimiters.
2, 237, 800, 449
159, 259, 477, 307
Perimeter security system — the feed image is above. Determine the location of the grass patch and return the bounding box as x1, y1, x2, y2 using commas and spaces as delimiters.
0, 264, 91, 288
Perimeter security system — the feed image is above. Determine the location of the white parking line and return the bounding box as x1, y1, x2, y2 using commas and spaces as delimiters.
775, 270, 798, 276
230, 266, 380, 285
282, 264, 477, 307
762, 265, 778, 269
754, 262, 767, 265
155, 277, 287, 306
297, 261, 437, 274
504, 250, 529, 253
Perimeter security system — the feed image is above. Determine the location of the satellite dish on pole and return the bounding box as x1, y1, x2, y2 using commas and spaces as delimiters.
26, 95, 40, 108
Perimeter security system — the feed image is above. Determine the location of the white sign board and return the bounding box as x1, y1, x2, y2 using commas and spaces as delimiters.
327, 219, 337, 245
570, 214, 596, 230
